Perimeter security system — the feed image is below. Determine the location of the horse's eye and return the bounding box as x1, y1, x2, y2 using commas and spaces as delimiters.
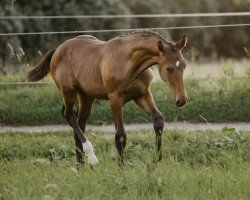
166, 68, 174, 73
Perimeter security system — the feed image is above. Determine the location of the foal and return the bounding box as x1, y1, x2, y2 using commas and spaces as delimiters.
28, 31, 188, 167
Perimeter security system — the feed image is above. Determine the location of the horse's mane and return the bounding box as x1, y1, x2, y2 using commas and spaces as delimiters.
119, 30, 170, 43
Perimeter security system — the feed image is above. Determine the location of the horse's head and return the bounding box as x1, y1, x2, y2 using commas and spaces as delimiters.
157, 35, 188, 107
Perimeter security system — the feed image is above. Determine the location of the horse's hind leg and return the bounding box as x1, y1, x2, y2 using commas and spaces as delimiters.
75, 95, 95, 166
61, 104, 83, 166
77, 94, 95, 133
61, 88, 98, 167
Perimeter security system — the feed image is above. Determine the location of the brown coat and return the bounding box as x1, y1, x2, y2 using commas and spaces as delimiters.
28, 31, 188, 167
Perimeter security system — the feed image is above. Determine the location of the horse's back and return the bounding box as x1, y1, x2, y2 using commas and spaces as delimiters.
74, 35, 98, 40
50, 36, 107, 97
50, 35, 105, 71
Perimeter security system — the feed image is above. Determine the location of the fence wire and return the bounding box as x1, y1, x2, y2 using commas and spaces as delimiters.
0, 75, 249, 86
1, 12, 250, 19
1, 23, 250, 36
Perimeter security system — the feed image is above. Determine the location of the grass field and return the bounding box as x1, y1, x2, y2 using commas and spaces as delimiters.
1, 59, 250, 125
1, 76, 250, 125
0, 128, 249, 200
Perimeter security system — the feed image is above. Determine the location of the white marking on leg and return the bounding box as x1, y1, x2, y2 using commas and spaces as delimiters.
176, 60, 180, 68
82, 140, 99, 167
120, 136, 124, 143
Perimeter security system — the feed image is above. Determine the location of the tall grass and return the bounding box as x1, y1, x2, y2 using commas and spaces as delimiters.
0, 129, 249, 199
0, 76, 250, 125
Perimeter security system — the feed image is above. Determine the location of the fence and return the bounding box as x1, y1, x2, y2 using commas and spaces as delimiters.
1, 12, 250, 36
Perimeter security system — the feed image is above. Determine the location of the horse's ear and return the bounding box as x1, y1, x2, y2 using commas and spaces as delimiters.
157, 40, 164, 52
176, 34, 187, 50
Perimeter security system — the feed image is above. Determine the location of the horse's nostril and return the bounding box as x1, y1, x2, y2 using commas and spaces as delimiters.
176, 99, 186, 107
176, 100, 181, 107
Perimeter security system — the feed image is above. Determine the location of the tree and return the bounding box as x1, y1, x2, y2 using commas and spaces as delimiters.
0, 0, 250, 74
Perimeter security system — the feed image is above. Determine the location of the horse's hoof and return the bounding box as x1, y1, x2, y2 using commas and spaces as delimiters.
82, 140, 99, 168
88, 155, 99, 167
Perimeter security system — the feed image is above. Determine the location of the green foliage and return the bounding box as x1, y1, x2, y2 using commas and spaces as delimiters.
1, 0, 250, 73
0, 130, 250, 199
245, 61, 250, 75
1, 76, 250, 125
0, 0, 131, 73
0, 83, 62, 125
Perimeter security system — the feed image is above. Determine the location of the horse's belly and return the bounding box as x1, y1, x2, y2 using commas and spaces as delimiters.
92, 93, 109, 100
80, 81, 148, 101
79, 83, 108, 99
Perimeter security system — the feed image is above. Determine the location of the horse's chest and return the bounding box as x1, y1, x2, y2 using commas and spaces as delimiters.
121, 70, 153, 101
123, 80, 150, 101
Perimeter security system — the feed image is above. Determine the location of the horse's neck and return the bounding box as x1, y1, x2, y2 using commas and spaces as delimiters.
128, 38, 159, 77
114, 36, 160, 90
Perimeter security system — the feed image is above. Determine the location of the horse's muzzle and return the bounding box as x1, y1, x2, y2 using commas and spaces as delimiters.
176, 97, 188, 107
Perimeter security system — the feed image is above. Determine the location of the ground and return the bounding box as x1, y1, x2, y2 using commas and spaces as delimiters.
1, 122, 250, 133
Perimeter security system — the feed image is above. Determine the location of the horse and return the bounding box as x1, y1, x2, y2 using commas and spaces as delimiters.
28, 31, 188, 168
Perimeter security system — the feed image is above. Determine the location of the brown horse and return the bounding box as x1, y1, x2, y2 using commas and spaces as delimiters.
28, 31, 188, 167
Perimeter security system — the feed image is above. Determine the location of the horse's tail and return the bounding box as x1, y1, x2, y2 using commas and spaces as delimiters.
28, 49, 56, 82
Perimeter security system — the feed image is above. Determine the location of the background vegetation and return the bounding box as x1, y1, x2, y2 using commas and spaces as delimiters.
1, 0, 250, 73
0, 129, 249, 199
1, 2, 250, 200
0, 1, 250, 125
1, 75, 250, 125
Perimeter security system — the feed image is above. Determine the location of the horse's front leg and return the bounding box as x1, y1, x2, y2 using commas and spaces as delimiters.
108, 94, 126, 166
135, 90, 164, 161
152, 113, 164, 161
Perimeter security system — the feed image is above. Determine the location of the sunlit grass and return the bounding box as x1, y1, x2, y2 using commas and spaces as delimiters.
0, 129, 249, 199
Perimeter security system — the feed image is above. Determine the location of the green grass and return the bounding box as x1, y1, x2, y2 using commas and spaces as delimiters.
0, 129, 249, 200
1, 76, 250, 125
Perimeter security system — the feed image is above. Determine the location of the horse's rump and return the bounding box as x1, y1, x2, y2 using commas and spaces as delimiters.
50, 37, 107, 98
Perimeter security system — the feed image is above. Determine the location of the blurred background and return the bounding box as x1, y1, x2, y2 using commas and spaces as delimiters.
0, 0, 250, 125
1, 0, 250, 73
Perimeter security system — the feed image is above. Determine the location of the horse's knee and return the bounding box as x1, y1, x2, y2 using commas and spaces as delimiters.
152, 112, 164, 132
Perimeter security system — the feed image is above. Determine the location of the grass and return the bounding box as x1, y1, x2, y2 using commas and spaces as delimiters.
0, 76, 250, 125
0, 128, 250, 199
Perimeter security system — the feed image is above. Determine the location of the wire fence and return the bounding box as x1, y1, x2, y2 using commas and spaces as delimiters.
0, 74, 249, 86
1, 12, 249, 85
0, 81, 53, 85
1, 11, 250, 36
1, 12, 250, 19
1, 23, 250, 36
